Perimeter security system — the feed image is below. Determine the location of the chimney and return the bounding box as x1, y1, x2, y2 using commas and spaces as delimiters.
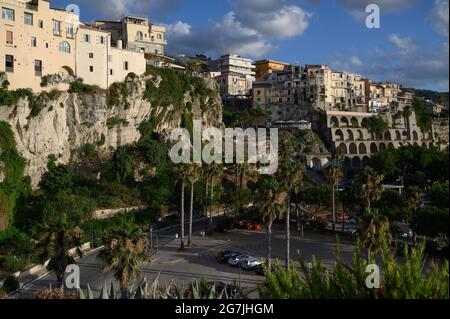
117, 40, 123, 49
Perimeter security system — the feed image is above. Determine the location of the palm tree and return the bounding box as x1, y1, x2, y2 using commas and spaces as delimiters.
187, 164, 200, 246
326, 165, 343, 232
358, 167, 384, 214
186, 59, 203, 76
36, 214, 84, 287
175, 165, 190, 249
207, 162, 223, 234
202, 165, 210, 234
98, 225, 149, 298
258, 175, 283, 269
357, 209, 391, 260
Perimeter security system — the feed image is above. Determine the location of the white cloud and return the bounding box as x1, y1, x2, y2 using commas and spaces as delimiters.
350, 56, 362, 66
389, 34, 416, 53
165, 0, 311, 58
428, 0, 449, 37
233, 0, 312, 38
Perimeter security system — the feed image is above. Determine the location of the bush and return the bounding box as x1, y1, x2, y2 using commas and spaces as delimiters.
2, 276, 20, 293
83, 143, 97, 158
126, 72, 137, 80
69, 80, 103, 94
3, 252, 27, 272
106, 117, 129, 129
2, 80, 10, 89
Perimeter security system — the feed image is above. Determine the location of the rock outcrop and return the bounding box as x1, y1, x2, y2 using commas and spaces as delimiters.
0, 75, 223, 187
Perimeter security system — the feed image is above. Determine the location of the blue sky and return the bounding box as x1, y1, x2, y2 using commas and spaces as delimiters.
52, 0, 449, 91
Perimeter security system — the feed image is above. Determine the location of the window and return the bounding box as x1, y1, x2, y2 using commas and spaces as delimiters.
123, 61, 129, 71
5, 55, 14, 72
66, 23, 74, 37
89, 53, 94, 58
53, 20, 61, 35
31, 37, 36, 47
34, 60, 42, 76
38, 20, 43, 28
6, 30, 13, 45
157, 34, 162, 40
136, 31, 143, 41
2, 8, 14, 21
84, 34, 90, 43
89, 66, 94, 72
24, 12, 33, 25
59, 41, 71, 54
100, 36, 105, 44
109, 69, 113, 76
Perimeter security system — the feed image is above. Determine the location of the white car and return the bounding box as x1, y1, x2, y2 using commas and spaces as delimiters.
240, 258, 263, 270
228, 255, 252, 267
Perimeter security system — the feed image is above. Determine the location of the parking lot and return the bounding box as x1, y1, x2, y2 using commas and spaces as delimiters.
18, 224, 355, 298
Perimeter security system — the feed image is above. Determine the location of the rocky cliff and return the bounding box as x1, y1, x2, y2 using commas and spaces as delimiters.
0, 73, 223, 187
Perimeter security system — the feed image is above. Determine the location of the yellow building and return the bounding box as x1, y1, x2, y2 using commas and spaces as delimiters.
76, 25, 146, 89
0, 0, 79, 91
254, 59, 289, 80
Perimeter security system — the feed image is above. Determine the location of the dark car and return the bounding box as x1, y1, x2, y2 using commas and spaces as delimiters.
254, 264, 273, 276
216, 251, 240, 263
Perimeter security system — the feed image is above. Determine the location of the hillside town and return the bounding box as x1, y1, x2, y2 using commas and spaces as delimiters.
0, 0, 448, 302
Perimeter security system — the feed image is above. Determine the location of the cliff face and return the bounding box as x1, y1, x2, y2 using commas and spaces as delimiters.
0, 75, 223, 187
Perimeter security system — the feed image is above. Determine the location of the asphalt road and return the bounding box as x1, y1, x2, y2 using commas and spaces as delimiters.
16, 219, 356, 299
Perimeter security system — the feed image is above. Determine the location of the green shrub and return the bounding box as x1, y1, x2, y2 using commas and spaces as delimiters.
107, 82, 129, 108
40, 76, 49, 87
83, 143, 97, 158
69, 80, 104, 94
126, 72, 137, 80
2, 80, 10, 89
97, 134, 106, 146
3, 251, 27, 272
106, 117, 129, 129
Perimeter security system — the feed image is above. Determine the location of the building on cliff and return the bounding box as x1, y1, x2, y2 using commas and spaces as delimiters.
0, 0, 159, 91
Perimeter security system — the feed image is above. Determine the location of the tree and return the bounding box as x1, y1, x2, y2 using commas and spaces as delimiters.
325, 165, 343, 232
257, 175, 283, 269
98, 224, 149, 298
357, 167, 384, 213
207, 163, 224, 234
278, 162, 303, 269
36, 214, 84, 286
362, 117, 388, 139
175, 165, 190, 250
357, 209, 391, 259
187, 164, 200, 246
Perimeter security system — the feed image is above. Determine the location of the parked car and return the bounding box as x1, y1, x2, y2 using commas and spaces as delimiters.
237, 220, 262, 231
254, 264, 274, 276
228, 255, 252, 267
216, 251, 240, 264
240, 258, 263, 270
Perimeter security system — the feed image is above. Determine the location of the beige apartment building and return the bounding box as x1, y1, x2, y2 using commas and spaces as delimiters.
76, 25, 146, 89
0, 0, 79, 91
94, 16, 166, 60
214, 54, 256, 98
0, 0, 150, 92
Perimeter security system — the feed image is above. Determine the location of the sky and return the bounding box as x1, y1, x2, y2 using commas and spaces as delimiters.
51, 0, 449, 91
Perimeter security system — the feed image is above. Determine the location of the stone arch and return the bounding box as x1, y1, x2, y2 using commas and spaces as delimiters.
399, 142, 404, 147
413, 131, 419, 141
388, 143, 395, 149
357, 129, 364, 141
362, 156, 370, 167
422, 142, 428, 149
343, 157, 352, 170
341, 117, 350, 127
402, 131, 408, 140
379, 143, 387, 152
339, 143, 348, 154
351, 117, 359, 127
413, 142, 419, 147
370, 143, 378, 153
330, 116, 339, 127
395, 130, 402, 140
347, 130, 355, 141
384, 131, 392, 141
359, 143, 368, 154
352, 157, 362, 169
429, 142, 434, 149
349, 143, 358, 154
335, 129, 344, 141
60, 65, 75, 76
312, 157, 322, 170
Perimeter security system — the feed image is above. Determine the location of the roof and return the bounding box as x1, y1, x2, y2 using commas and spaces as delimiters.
255, 59, 289, 65
79, 24, 110, 34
